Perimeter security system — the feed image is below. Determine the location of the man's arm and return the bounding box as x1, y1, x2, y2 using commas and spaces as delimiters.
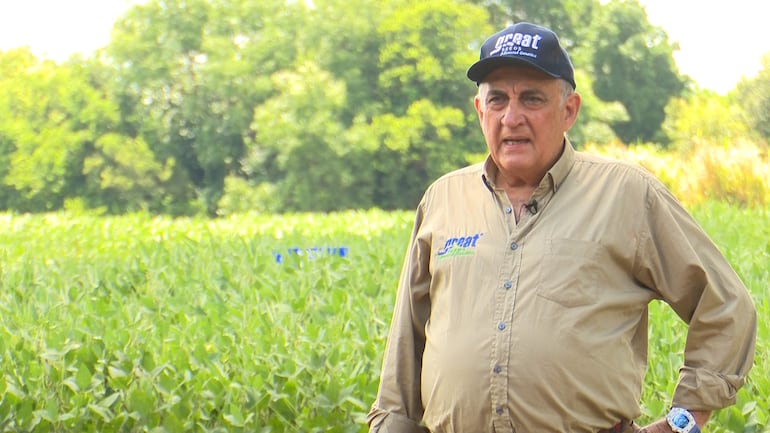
367, 412, 430, 433
367, 204, 432, 432
635, 182, 757, 428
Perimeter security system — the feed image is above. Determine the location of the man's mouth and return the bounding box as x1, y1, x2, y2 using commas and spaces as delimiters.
503, 137, 529, 145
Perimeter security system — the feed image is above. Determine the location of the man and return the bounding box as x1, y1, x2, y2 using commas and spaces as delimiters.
366, 22, 757, 433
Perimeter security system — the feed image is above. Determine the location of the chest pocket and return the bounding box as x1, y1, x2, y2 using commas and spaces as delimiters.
536, 238, 602, 307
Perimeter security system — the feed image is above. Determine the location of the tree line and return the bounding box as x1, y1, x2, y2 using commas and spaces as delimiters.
0, 0, 767, 216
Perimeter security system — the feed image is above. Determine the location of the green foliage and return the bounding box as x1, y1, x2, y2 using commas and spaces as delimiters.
0, 210, 413, 432
663, 87, 754, 151
0, 208, 767, 431
364, 99, 469, 209
587, 139, 770, 208
736, 53, 770, 141
216, 177, 279, 216
105, 0, 299, 216
0, 49, 174, 214
0, 0, 724, 215
246, 62, 369, 211
302, 0, 399, 121
83, 133, 175, 213
475, 0, 598, 50
377, 0, 487, 115
568, 69, 629, 146
588, 0, 684, 143
0, 52, 113, 211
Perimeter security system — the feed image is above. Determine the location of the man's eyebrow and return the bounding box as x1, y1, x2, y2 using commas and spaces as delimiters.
519, 88, 547, 97
485, 88, 507, 98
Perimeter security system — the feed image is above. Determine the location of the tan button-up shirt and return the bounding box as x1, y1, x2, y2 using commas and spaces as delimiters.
367, 141, 756, 433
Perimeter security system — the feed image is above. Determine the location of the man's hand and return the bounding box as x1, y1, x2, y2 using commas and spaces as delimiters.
640, 419, 671, 433
641, 411, 711, 433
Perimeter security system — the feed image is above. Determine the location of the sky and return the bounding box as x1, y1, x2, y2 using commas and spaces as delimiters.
0, 0, 769, 95
638, 0, 770, 93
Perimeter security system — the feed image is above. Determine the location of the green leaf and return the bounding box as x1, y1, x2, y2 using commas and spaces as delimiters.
224, 403, 245, 427
75, 363, 92, 389
46, 398, 59, 422
88, 403, 113, 422
127, 386, 155, 419
98, 392, 121, 408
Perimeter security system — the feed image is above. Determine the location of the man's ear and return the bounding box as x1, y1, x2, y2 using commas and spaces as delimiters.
474, 87, 487, 127
474, 95, 484, 123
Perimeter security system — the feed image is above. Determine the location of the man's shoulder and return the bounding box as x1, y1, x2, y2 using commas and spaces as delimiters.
419, 162, 486, 207
574, 150, 661, 185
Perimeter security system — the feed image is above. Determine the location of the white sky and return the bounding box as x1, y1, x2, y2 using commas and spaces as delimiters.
639, 0, 770, 93
1, 0, 769, 94
0, 0, 138, 60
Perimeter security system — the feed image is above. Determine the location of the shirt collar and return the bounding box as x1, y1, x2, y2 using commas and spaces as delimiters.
481, 137, 576, 193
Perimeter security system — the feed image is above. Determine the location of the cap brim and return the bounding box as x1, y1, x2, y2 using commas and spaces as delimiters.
466, 57, 560, 83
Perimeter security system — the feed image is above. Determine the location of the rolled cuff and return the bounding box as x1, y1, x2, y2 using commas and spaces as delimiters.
367, 409, 428, 433
672, 366, 744, 410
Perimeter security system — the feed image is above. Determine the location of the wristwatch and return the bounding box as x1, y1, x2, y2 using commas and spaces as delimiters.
666, 407, 701, 433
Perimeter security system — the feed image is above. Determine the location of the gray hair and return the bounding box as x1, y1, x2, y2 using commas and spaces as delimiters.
558, 79, 575, 107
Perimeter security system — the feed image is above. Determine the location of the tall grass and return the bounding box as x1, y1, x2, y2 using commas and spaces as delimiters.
586, 140, 770, 208
0, 206, 767, 432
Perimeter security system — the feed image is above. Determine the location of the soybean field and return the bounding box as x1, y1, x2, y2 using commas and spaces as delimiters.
0, 204, 767, 432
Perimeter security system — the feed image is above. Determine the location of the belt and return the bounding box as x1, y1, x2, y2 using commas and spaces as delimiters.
597, 420, 631, 433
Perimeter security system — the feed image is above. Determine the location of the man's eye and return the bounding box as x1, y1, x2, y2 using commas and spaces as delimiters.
523, 95, 545, 105
487, 95, 504, 104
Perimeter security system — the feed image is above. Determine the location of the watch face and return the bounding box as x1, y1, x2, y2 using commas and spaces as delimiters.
672, 413, 690, 428
668, 407, 697, 433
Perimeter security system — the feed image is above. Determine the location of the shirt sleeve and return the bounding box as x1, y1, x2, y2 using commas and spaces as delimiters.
367, 201, 433, 431
634, 181, 757, 411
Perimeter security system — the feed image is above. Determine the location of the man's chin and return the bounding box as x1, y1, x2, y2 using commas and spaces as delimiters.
496, 156, 535, 172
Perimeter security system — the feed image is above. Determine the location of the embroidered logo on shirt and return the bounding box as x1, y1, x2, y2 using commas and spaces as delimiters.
437, 233, 484, 259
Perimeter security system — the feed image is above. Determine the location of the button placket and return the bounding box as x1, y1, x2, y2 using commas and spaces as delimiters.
492, 231, 522, 429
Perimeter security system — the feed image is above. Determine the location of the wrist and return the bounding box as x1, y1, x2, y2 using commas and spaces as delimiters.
691, 410, 711, 427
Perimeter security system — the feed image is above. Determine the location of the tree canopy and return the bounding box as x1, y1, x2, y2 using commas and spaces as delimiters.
0, 0, 763, 215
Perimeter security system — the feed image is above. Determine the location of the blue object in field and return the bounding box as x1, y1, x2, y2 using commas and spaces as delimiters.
273, 246, 349, 264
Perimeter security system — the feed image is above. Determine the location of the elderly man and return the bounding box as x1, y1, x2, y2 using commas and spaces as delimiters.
366, 22, 756, 433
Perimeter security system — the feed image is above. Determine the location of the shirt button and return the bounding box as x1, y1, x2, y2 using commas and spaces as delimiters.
497, 322, 506, 331
505, 206, 512, 214
503, 281, 512, 290
510, 242, 518, 250
493, 364, 502, 374
496, 406, 504, 415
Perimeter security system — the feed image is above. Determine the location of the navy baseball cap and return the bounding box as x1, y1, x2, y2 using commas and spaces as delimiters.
467, 22, 576, 89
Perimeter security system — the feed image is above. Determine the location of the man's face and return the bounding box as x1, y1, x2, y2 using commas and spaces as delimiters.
474, 65, 580, 186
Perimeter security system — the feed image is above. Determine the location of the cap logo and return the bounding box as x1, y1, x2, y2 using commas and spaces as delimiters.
489, 32, 544, 58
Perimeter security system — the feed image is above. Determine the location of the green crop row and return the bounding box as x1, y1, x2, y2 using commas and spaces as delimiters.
0, 205, 767, 432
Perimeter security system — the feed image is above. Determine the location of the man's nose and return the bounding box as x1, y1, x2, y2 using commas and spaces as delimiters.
501, 101, 524, 126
